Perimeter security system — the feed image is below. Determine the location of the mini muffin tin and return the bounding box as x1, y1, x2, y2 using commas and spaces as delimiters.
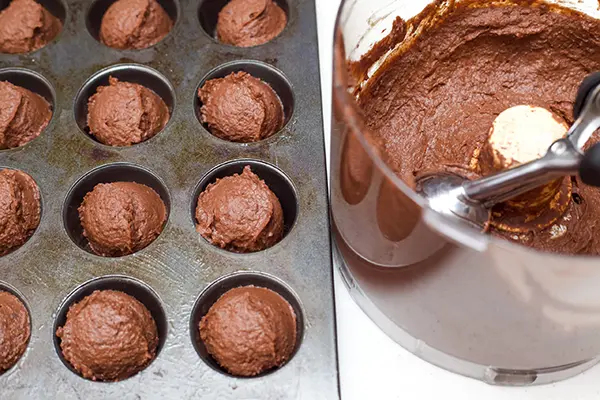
0, 0, 338, 398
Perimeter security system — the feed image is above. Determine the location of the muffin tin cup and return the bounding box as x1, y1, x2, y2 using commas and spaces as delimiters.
0, 0, 336, 398
0, 68, 57, 152
190, 270, 305, 377
190, 158, 299, 252
73, 63, 176, 147
52, 275, 168, 381
0, 281, 32, 376
197, 0, 290, 47
194, 59, 295, 144
63, 162, 171, 256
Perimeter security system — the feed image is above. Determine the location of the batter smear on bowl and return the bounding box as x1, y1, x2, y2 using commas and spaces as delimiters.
353, 0, 600, 254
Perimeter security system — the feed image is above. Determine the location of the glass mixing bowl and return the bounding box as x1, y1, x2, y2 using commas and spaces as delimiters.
331, 0, 600, 386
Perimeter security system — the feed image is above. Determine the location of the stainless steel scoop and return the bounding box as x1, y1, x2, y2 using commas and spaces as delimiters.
417, 72, 600, 229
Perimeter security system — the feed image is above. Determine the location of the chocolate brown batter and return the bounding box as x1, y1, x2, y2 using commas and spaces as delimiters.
199, 286, 296, 377
87, 77, 170, 147
216, 0, 286, 47
195, 166, 284, 252
0, 291, 30, 373
0, 169, 41, 256
78, 182, 167, 257
56, 290, 158, 382
0, 0, 62, 54
198, 71, 284, 143
100, 0, 172, 50
356, 1, 600, 254
0, 81, 52, 149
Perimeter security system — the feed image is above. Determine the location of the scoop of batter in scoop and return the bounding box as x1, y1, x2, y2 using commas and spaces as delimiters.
0, 81, 52, 149
198, 71, 284, 143
216, 0, 286, 47
78, 182, 167, 257
0, 169, 41, 256
200, 286, 296, 377
87, 77, 170, 146
195, 166, 284, 252
0, 291, 30, 373
100, 0, 172, 50
56, 290, 158, 382
0, 0, 62, 54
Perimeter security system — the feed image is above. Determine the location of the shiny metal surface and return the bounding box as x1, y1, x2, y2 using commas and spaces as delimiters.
0, 0, 339, 398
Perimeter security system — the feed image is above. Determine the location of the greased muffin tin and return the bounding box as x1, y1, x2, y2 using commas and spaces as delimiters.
0, 0, 339, 398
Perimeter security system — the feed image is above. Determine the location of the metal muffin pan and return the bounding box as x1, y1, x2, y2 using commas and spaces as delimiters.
0, 0, 338, 398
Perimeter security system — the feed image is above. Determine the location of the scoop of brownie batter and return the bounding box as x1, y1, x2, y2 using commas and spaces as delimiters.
0, 291, 30, 373
0, 0, 62, 54
198, 72, 284, 143
199, 286, 296, 377
78, 182, 167, 257
0, 169, 41, 256
216, 0, 286, 47
355, 1, 600, 255
0, 81, 52, 149
56, 290, 158, 382
195, 166, 284, 252
87, 77, 169, 146
100, 0, 173, 50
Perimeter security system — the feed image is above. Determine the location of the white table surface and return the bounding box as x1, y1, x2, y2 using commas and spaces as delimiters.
315, 1, 600, 399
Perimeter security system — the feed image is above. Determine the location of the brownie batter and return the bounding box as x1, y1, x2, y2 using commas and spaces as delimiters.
0, 169, 40, 256
216, 0, 286, 47
355, 1, 600, 254
195, 166, 284, 252
198, 72, 284, 143
0, 81, 52, 149
100, 0, 173, 50
56, 290, 158, 381
0, 291, 30, 373
0, 0, 61, 54
87, 77, 170, 147
78, 182, 167, 257
199, 286, 296, 376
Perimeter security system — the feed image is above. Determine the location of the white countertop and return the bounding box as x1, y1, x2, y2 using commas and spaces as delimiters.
315, 1, 600, 398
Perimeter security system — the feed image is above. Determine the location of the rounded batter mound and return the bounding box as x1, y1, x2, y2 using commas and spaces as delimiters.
195, 166, 284, 252
0, 81, 52, 149
0, 169, 41, 256
0, 0, 62, 54
87, 77, 170, 147
216, 0, 286, 47
355, 1, 600, 255
78, 182, 167, 257
100, 0, 173, 50
198, 71, 284, 143
199, 286, 297, 377
56, 290, 158, 381
0, 291, 30, 373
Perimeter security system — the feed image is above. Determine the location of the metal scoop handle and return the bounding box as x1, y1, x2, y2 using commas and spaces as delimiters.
460, 73, 600, 207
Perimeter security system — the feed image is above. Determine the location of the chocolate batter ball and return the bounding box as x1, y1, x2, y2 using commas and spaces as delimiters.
199, 286, 297, 376
198, 72, 284, 143
0, 81, 52, 149
87, 77, 170, 147
56, 290, 158, 381
78, 182, 167, 257
100, 0, 173, 50
0, 291, 30, 373
216, 0, 286, 47
0, 0, 62, 54
0, 169, 41, 256
195, 166, 284, 252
